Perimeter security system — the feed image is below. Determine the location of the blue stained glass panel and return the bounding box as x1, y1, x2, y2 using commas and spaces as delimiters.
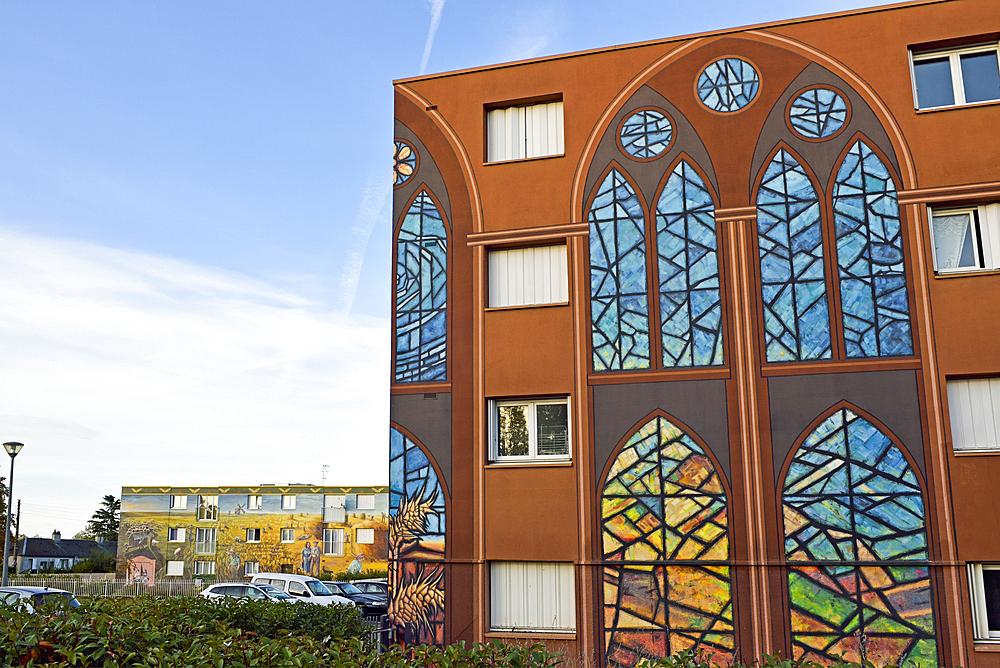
833, 141, 913, 358
782, 408, 936, 666
655, 161, 724, 367
788, 88, 849, 139
395, 190, 448, 382
697, 58, 760, 113
590, 169, 651, 371
756, 149, 832, 362
620, 109, 673, 159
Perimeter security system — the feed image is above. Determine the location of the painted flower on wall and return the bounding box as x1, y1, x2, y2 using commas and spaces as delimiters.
394, 140, 417, 186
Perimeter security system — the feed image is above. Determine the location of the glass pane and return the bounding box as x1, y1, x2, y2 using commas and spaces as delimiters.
536, 404, 568, 455
498, 405, 529, 456
960, 51, 1000, 103
913, 58, 955, 108
932, 213, 976, 269
983, 569, 1000, 632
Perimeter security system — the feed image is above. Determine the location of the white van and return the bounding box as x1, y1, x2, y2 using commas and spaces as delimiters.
249, 573, 354, 607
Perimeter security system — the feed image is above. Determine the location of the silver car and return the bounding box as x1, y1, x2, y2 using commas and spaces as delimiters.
0, 586, 82, 613
198, 582, 299, 602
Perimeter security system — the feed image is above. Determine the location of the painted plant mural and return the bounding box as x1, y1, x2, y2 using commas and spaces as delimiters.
782, 407, 937, 666
602, 414, 733, 667
389, 427, 447, 645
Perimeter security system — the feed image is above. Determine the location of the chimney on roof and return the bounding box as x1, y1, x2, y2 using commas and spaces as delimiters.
52, 531, 61, 542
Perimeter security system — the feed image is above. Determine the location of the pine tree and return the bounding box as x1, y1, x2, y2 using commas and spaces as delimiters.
82, 495, 121, 542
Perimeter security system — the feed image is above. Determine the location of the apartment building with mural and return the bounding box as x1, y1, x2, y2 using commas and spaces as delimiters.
118, 486, 388, 582
387, 0, 1000, 665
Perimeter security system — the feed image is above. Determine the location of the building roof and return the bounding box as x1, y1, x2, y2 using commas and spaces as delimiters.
121, 485, 387, 495
19, 537, 117, 559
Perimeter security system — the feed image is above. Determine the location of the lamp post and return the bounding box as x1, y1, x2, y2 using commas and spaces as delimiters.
1, 442, 24, 586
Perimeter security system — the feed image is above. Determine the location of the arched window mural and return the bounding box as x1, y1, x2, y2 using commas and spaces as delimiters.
589, 168, 651, 371
655, 161, 724, 368
833, 140, 913, 358
389, 427, 447, 645
756, 148, 832, 363
601, 414, 733, 667
782, 407, 936, 666
394, 190, 447, 383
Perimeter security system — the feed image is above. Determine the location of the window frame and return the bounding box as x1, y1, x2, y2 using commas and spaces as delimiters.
165, 560, 184, 576
485, 99, 565, 164
489, 561, 577, 633
169, 495, 187, 510
246, 495, 262, 510
488, 397, 572, 464
323, 528, 345, 556
356, 494, 376, 511
281, 494, 296, 510
280, 528, 295, 543
356, 528, 375, 544
245, 561, 260, 576
167, 527, 186, 543
969, 563, 1000, 640
196, 495, 218, 521
910, 42, 1000, 110
487, 244, 569, 309
246, 528, 261, 543
929, 203, 1000, 274
193, 561, 216, 576
194, 528, 217, 554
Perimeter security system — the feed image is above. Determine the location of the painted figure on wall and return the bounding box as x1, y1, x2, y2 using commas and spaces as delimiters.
389, 427, 447, 645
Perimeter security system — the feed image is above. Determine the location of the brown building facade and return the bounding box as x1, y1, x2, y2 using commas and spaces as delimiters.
388, 1, 1000, 665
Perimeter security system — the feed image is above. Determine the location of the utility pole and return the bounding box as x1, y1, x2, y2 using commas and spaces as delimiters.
12, 501, 19, 576
321, 465, 330, 486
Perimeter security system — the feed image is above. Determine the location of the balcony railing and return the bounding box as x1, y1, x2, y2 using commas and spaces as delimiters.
193, 541, 217, 555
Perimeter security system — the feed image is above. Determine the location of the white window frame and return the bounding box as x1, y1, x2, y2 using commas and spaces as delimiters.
356, 494, 376, 511
489, 561, 576, 633
166, 560, 184, 576
246, 528, 261, 543
489, 397, 571, 463
356, 528, 375, 544
244, 561, 260, 576
196, 495, 218, 521
911, 42, 1000, 109
488, 245, 569, 308
167, 527, 186, 543
323, 528, 345, 556
194, 528, 217, 554
946, 377, 1000, 452
247, 495, 262, 510
281, 494, 296, 510
194, 561, 216, 576
929, 204, 1000, 274
169, 495, 187, 510
969, 563, 1000, 640
486, 100, 564, 163
280, 528, 295, 543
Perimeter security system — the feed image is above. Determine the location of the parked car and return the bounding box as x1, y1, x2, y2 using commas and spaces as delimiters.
249, 573, 354, 607
351, 578, 388, 598
0, 586, 82, 613
321, 581, 387, 616
197, 582, 298, 603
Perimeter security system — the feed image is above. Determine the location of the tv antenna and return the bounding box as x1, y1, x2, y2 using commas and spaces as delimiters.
321, 464, 329, 486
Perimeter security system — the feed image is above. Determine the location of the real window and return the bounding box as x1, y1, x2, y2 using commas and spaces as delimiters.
930, 204, 1000, 273
246, 528, 261, 543
911, 43, 1000, 109
356, 528, 375, 544
323, 528, 345, 556
169, 495, 187, 510
244, 561, 260, 576
194, 561, 215, 576
281, 495, 296, 510
166, 561, 184, 576
488, 245, 568, 308
167, 527, 186, 542
196, 495, 218, 521
247, 495, 262, 510
194, 528, 217, 554
356, 494, 376, 511
489, 398, 570, 462
280, 528, 295, 543
490, 561, 576, 632
947, 377, 1000, 452
487, 100, 564, 163
969, 564, 1000, 640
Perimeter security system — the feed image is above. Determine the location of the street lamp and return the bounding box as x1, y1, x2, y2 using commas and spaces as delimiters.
1, 442, 24, 587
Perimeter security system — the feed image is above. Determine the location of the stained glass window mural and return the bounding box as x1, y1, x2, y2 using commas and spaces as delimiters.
756, 149, 832, 363
697, 58, 760, 113
833, 140, 914, 358
782, 407, 937, 666
619, 109, 674, 160
602, 414, 733, 667
655, 161, 724, 368
389, 427, 447, 645
590, 168, 652, 371
788, 88, 849, 140
394, 140, 417, 186
395, 190, 448, 383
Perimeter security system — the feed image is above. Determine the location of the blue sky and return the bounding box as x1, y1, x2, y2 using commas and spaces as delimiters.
1, 0, 884, 537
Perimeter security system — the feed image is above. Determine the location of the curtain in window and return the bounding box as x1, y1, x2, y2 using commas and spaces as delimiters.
590, 169, 651, 371
389, 427, 447, 645
782, 407, 937, 666
833, 141, 913, 357
756, 149, 832, 362
394, 190, 448, 382
601, 414, 732, 667
655, 161, 724, 367
932, 213, 975, 269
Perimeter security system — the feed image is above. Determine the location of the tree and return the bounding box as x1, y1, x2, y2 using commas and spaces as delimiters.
82, 495, 120, 542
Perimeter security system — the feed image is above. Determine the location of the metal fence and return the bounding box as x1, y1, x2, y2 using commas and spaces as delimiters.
4, 577, 204, 598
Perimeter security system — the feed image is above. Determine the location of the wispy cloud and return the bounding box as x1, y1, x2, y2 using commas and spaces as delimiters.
0, 227, 389, 537
418, 0, 447, 75
338, 175, 391, 314
499, 2, 565, 63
